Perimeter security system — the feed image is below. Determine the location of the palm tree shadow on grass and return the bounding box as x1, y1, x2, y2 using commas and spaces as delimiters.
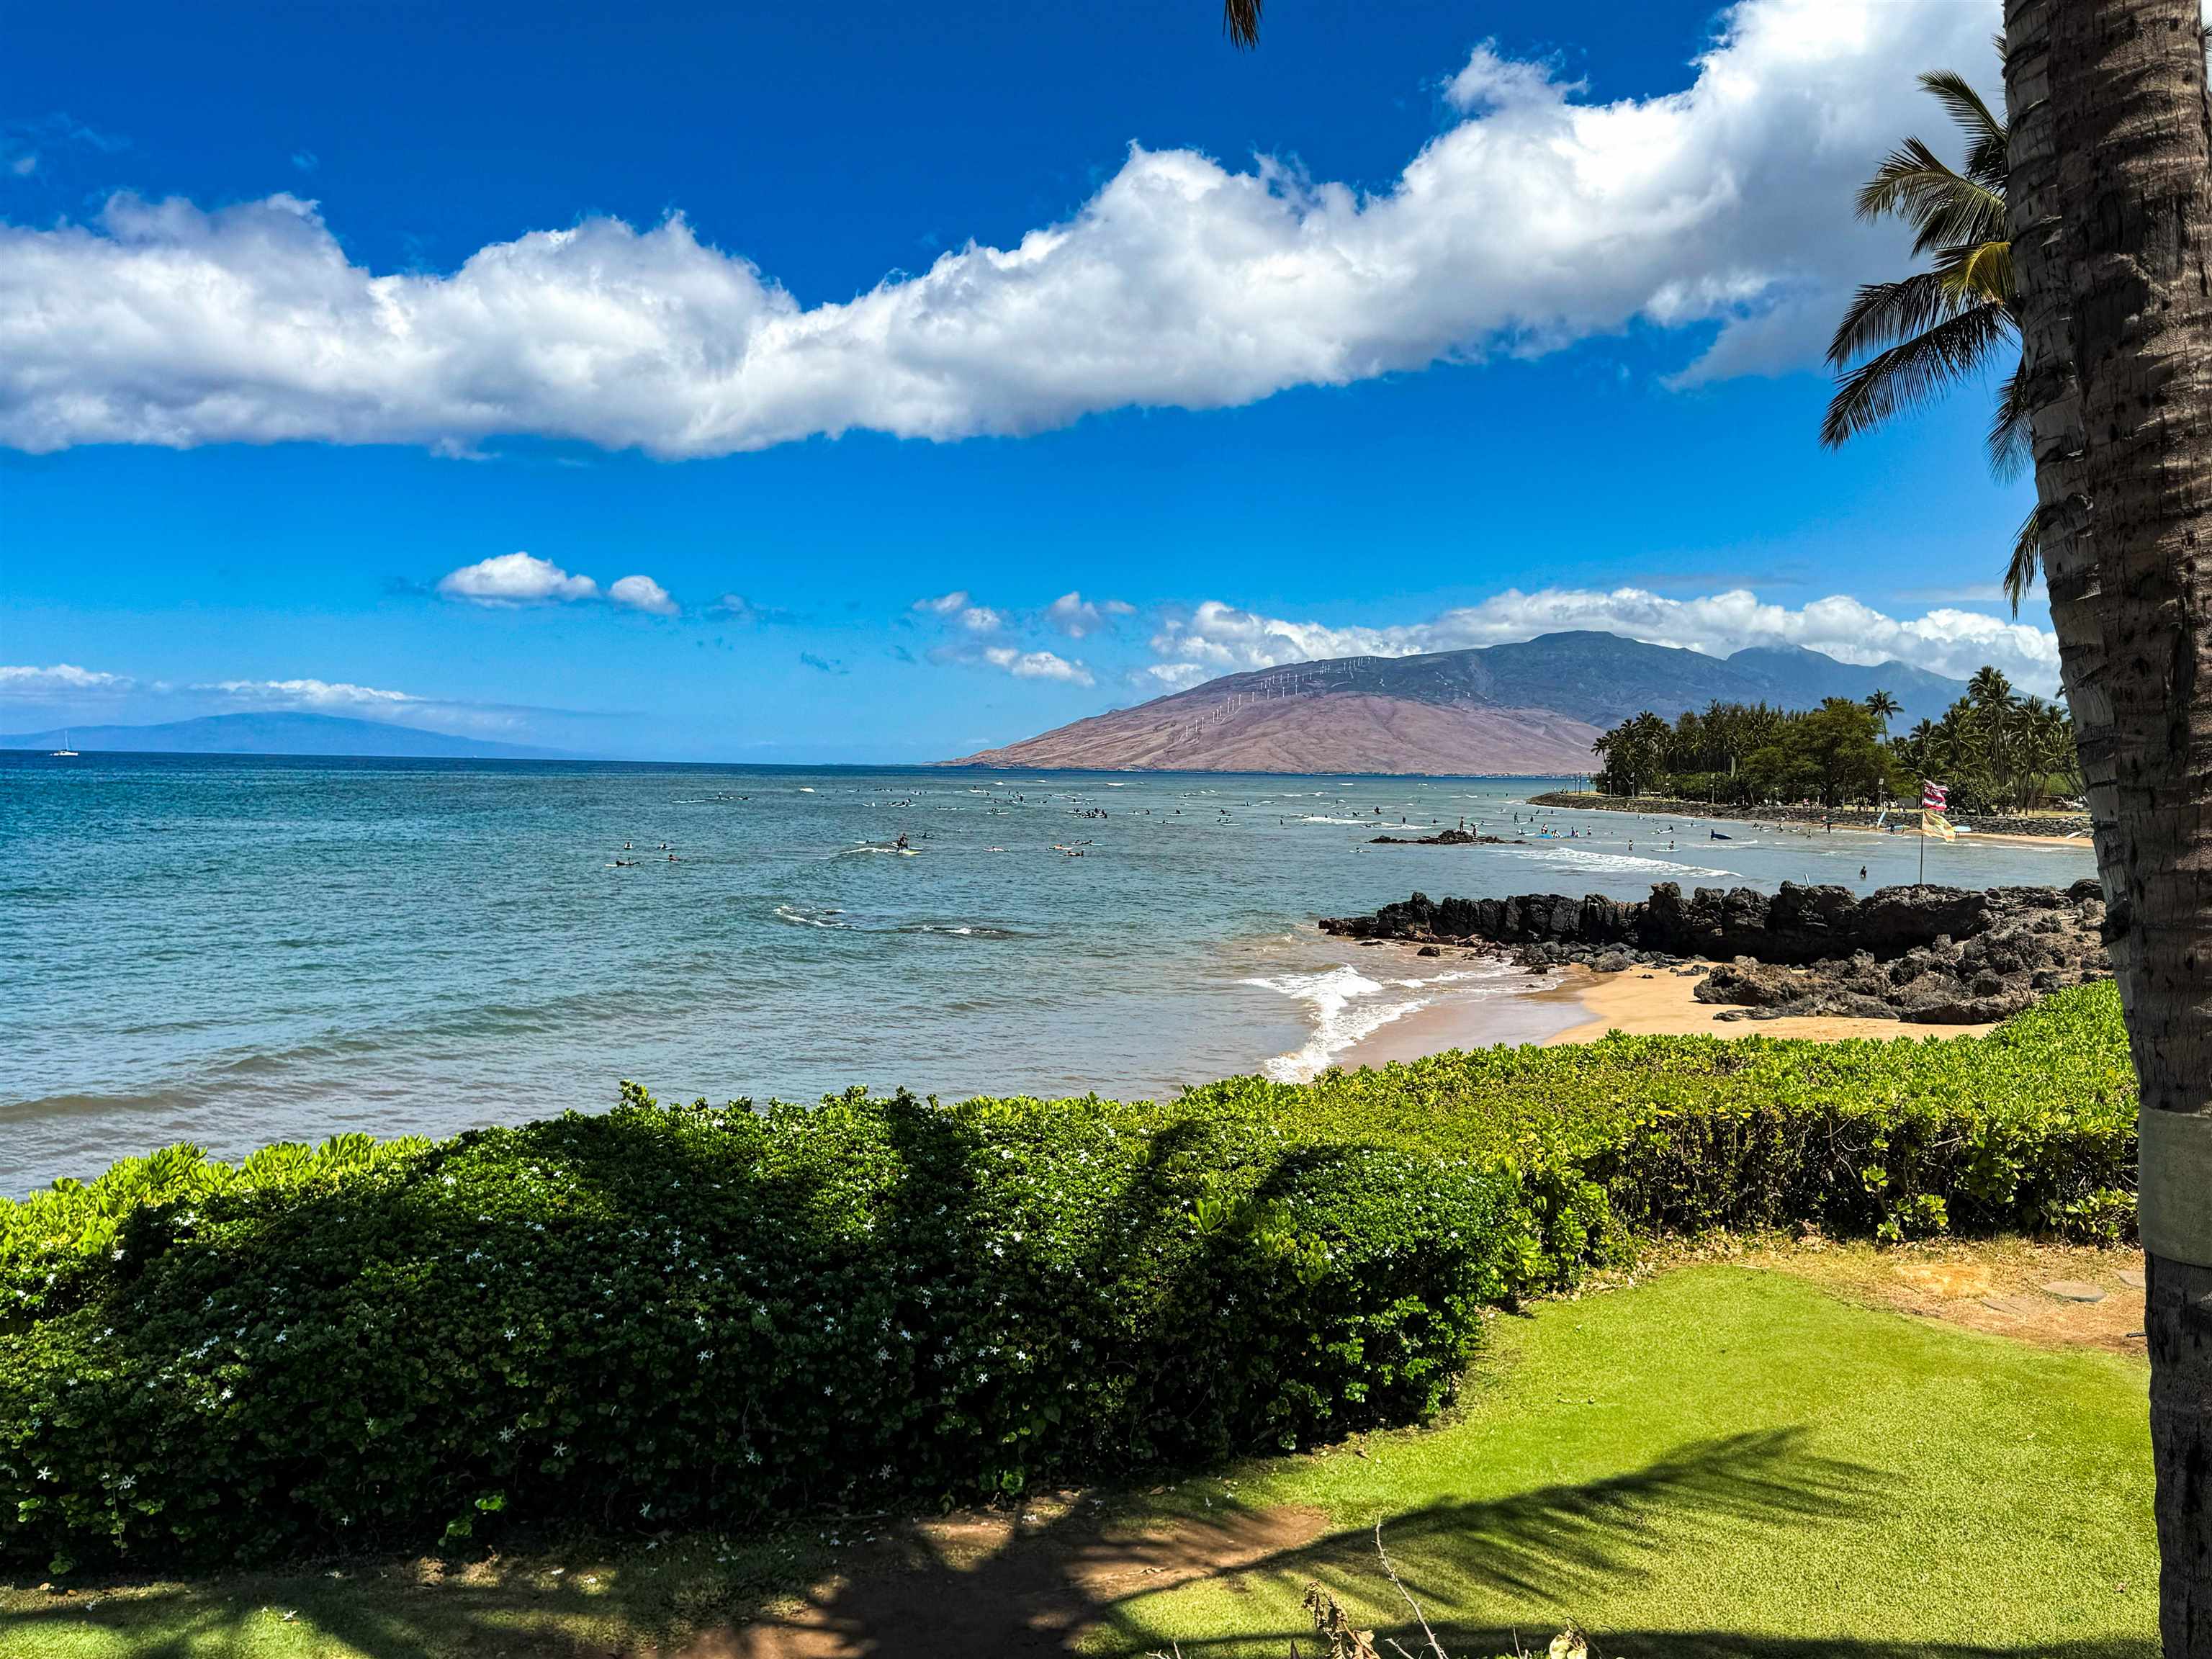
721, 1426, 1923, 1658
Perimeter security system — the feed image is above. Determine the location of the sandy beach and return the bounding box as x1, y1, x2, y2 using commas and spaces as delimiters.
1332, 946, 1998, 1068
1524, 791, 2093, 850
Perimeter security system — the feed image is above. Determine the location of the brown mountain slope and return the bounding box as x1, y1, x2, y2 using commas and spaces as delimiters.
943, 692, 1601, 775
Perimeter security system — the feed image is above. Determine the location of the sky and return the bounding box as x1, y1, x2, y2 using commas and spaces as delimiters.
1, 0, 2059, 761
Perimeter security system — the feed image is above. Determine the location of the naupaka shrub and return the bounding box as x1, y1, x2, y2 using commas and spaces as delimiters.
0, 1088, 1575, 1570
0, 984, 2136, 1570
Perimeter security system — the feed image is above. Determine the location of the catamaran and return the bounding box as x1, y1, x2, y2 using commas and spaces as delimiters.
49, 731, 78, 757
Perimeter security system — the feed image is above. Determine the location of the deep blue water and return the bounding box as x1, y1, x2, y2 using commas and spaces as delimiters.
0, 754, 2095, 1194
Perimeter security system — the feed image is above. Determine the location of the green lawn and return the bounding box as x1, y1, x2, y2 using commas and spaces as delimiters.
1097, 1266, 2157, 1658
0, 1264, 2157, 1658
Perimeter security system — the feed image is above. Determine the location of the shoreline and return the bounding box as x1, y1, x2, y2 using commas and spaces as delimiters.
1330, 945, 1999, 1067
1521, 791, 2092, 849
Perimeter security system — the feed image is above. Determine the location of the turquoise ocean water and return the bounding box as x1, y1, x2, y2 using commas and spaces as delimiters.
1, 755, 2095, 1195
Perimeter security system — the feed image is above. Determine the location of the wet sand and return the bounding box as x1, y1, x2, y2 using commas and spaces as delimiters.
1538, 964, 2000, 1044
1333, 951, 1997, 1067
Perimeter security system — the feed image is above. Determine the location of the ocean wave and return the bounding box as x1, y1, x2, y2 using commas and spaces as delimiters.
1293, 815, 1370, 825
775, 904, 852, 930
775, 903, 1020, 939
1509, 845, 1734, 878
1241, 966, 1426, 1084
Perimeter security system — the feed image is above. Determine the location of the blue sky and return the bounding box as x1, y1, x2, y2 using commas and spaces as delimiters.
2, 0, 2054, 760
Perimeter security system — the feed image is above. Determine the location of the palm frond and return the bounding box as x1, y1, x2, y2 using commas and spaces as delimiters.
1854, 139, 2007, 252
1820, 301, 2012, 449
2005, 501, 2045, 613
1987, 354, 2031, 480
1917, 70, 2008, 184
1933, 238, 2015, 305
1825, 271, 1970, 369
1222, 0, 1261, 48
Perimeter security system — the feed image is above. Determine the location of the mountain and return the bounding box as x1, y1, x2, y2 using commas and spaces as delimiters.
1720, 645, 1963, 724
940, 631, 1969, 776
0, 713, 577, 760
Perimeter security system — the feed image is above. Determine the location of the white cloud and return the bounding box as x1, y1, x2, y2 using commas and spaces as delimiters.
913, 591, 1003, 634
439, 552, 598, 605
608, 574, 678, 616
0, 0, 1993, 457
201, 677, 420, 710
1150, 589, 2063, 694
981, 646, 1093, 686
0, 663, 132, 696
1047, 591, 1134, 638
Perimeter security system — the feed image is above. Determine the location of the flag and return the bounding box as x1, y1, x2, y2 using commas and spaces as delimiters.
1922, 810, 1956, 841
1920, 780, 1948, 811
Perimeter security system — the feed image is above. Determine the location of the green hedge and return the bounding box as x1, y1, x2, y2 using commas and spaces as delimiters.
0, 984, 2138, 1572
0, 1089, 1582, 1572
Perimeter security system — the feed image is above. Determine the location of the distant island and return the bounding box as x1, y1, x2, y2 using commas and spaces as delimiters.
940, 630, 1969, 775
0, 712, 579, 761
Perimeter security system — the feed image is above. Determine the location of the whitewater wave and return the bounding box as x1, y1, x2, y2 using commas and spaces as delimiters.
774, 903, 1020, 939
1509, 845, 1734, 878
775, 904, 852, 929
1241, 962, 1520, 1084
1293, 815, 1370, 825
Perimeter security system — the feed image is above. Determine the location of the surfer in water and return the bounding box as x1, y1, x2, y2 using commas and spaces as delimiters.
895, 832, 909, 851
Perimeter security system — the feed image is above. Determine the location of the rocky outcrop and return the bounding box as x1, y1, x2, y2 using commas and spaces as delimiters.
1319, 878, 2110, 1025
1368, 829, 1525, 846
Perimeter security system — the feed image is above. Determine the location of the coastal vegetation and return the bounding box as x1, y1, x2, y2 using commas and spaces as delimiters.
1, 1261, 2157, 1657
1819, 66, 2038, 606
1, 985, 2135, 1574
1588, 669, 2080, 814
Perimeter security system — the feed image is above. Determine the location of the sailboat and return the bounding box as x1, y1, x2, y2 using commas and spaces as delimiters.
49, 730, 78, 757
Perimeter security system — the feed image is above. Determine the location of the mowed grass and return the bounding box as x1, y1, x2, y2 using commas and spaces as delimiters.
0, 1264, 2157, 1658
1094, 1265, 2156, 1658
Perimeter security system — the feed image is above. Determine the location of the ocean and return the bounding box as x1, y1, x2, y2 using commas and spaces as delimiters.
0, 755, 2098, 1195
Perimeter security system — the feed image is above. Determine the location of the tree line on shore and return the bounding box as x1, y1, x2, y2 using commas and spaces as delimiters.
1589, 665, 2080, 815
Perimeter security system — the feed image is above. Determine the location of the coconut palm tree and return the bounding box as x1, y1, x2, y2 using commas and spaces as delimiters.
2002, 0, 2212, 1642
1820, 68, 2041, 611
1864, 688, 1900, 735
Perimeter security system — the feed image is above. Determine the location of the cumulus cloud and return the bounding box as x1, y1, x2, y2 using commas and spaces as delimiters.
1046, 592, 1134, 638
913, 591, 1002, 634
1149, 589, 2063, 694
201, 676, 420, 711
436, 552, 677, 615
0, 663, 133, 696
981, 646, 1093, 686
0, 0, 1993, 457
439, 552, 598, 605
608, 574, 678, 616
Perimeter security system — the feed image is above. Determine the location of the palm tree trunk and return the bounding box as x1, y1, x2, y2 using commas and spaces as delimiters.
2006, 0, 2212, 1648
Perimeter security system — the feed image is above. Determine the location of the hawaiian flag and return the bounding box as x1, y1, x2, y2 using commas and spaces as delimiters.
1920, 780, 1948, 811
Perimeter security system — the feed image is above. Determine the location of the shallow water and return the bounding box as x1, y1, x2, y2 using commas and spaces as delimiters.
0, 755, 2094, 1193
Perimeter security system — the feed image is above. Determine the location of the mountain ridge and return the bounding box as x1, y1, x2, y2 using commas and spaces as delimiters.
940, 631, 1968, 775
0, 712, 580, 760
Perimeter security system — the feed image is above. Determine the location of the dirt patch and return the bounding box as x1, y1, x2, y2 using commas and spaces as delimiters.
1738, 1238, 2147, 1356
698, 1495, 1328, 1658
